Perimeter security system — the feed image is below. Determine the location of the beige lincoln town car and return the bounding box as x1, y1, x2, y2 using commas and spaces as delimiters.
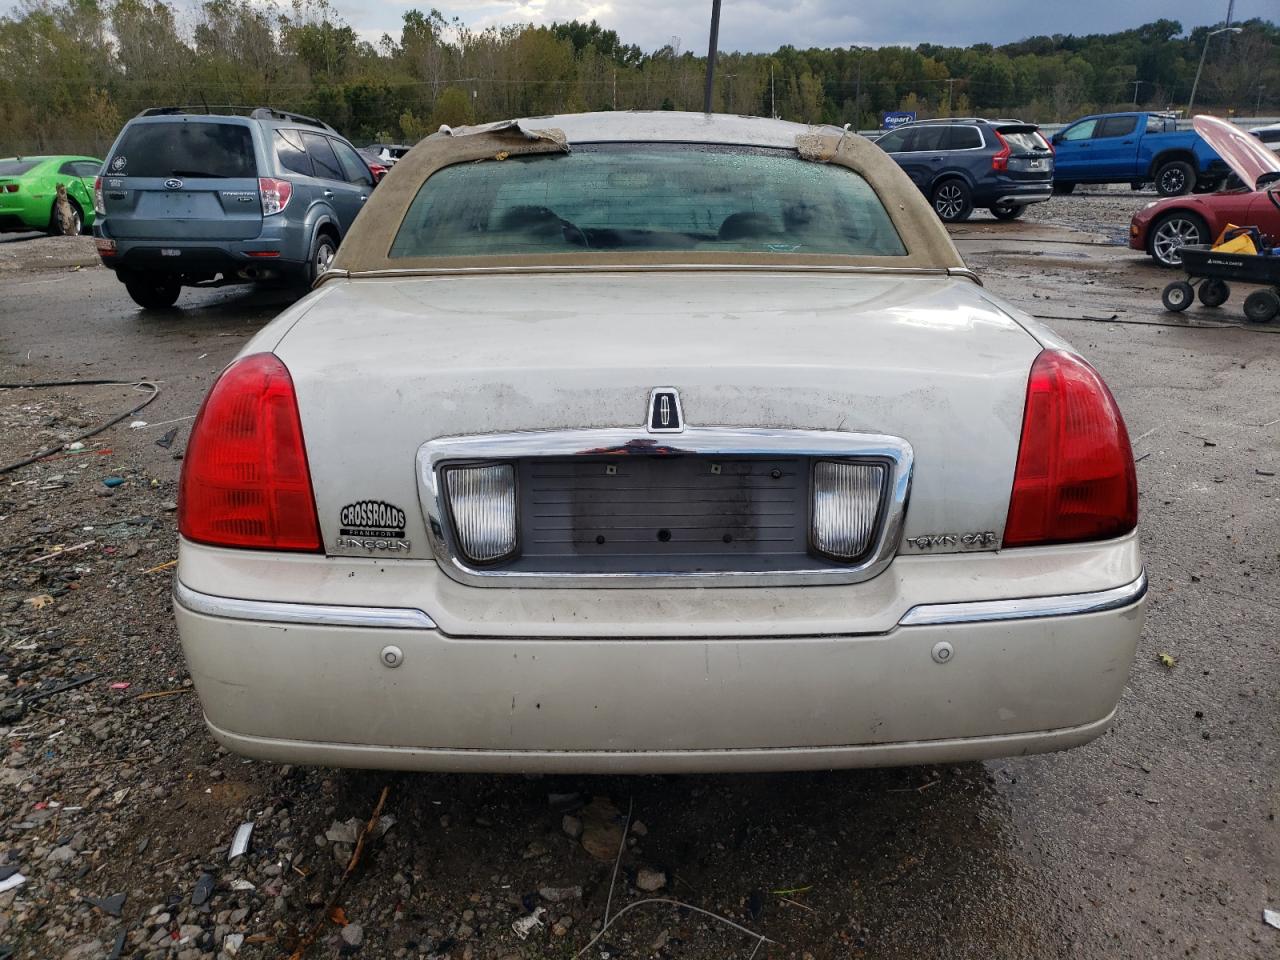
172, 111, 1144, 773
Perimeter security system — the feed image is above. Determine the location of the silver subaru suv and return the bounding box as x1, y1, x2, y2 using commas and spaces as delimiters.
94, 107, 378, 309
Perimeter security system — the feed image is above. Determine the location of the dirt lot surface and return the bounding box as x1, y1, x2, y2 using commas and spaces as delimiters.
0, 193, 1277, 960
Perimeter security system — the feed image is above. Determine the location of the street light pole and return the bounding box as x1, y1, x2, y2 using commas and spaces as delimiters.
1187, 25, 1242, 116
851, 45, 868, 129
703, 0, 722, 114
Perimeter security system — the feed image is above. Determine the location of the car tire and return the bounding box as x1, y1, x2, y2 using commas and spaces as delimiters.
304, 230, 339, 286
1148, 211, 1207, 268
1242, 290, 1280, 324
124, 276, 181, 310
1155, 160, 1196, 197
1197, 279, 1229, 308
47, 199, 84, 237
1161, 281, 1194, 313
990, 203, 1024, 221
1052, 182, 1075, 195
931, 179, 972, 223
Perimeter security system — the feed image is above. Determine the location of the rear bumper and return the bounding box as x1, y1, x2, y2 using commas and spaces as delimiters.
174, 572, 1146, 773
993, 192, 1051, 207
975, 180, 1053, 207
94, 223, 306, 277
204, 710, 1120, 774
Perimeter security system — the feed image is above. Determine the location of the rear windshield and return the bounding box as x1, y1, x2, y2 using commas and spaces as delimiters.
390, 144, 907, 259
998, 129, 1050, 153
0, 159, 40, 176
108, 122, 256, 178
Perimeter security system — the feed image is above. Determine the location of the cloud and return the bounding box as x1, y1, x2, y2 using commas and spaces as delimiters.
338, 0, 1270, 52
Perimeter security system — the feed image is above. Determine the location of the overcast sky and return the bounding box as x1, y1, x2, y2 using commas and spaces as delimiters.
330, 0, 1269, 51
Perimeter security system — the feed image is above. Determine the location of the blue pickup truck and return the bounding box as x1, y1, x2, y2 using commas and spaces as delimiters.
1050, 112, 1227, 197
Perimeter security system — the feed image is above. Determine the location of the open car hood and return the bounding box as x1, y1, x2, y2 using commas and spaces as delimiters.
1194, 114, 1280, 190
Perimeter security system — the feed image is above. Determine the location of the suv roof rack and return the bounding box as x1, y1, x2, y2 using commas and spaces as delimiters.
248, 107, 336, 133
134, 105, 336, 133
913, 117, 986, 125
135, 105, 249, 118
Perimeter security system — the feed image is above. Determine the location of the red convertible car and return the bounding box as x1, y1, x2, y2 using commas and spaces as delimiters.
1131, 117, 1280, 267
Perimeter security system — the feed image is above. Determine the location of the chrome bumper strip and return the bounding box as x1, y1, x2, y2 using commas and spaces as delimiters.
176, 571, 1144, 633
174, 582, 437, 630
995, 193, 1052, 205
898, 571, 1147, 627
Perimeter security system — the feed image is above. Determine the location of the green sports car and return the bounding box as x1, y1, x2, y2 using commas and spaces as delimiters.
0, 155, 102, 235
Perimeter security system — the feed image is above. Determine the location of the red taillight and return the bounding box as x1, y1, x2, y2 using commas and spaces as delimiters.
1003, 350, 1137, 548
179, 353, 321, 552
3, 183, 19, 193
93, 176, 105, 215
369, 162, 388, 182
991, 130, 1011, 171
259, 177, 292, 216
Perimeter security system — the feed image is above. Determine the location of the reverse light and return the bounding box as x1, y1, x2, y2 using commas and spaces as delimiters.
444, 463, 518, 564
991, 130, 1011, 172
179, 353, 321, 552
259, 177, 293, 216
1004, 350, 1137, 548
810, 459, 886, 562
93, 176, 104, 214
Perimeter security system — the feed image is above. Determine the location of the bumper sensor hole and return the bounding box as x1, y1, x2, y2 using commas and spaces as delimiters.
656, 528, 672, 543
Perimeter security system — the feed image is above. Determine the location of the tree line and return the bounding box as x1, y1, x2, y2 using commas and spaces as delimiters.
1, 0, 1276, 157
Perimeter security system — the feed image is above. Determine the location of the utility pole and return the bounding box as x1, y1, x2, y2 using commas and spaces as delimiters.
1258, 84, 1266, 117
943, 78, 957, 114
854, 47, 864, 127
1188, 25, 1242, 115
1131, 79, 1143, 107
703, 0, 721, 113
612, 69, 617, 110
770, 64, 776, 118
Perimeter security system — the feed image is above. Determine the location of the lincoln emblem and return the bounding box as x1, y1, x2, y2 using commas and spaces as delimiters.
647, 387, 684, 433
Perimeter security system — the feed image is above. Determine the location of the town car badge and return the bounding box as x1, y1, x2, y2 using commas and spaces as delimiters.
647, 387, 684, 433
336, 500, 410, 552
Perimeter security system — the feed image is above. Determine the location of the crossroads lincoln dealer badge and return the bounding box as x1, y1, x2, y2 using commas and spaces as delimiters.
336, 500, 410, 552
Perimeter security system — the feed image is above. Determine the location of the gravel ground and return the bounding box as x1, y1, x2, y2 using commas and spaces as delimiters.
0, 208, 1276, 960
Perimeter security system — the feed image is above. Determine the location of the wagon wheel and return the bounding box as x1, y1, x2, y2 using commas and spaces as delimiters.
1161, 281, 1194, 313
1242, 289, 1280, 324
1197, 279, 1229, 308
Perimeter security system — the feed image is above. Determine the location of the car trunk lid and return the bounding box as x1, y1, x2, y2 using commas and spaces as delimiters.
270, 271, 1044, 567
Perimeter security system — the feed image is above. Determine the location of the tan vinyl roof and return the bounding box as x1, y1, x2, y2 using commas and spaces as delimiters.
328, 111, 965, 277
